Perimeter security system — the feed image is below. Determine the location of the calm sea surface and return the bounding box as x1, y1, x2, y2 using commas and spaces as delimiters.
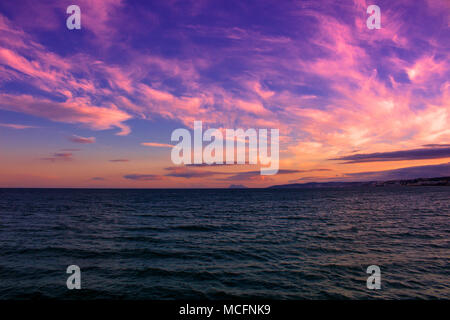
0, 187, 449, 299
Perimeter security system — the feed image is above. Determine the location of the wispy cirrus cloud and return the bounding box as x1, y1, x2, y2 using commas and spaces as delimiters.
1, 0, 448, 148
0, 123, 36, 129
141, 142, 174, 148
0, 94, 132, 135
109, 159, 129, 162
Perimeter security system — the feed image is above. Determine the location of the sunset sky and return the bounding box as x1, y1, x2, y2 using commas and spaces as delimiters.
0, 0, 449, 188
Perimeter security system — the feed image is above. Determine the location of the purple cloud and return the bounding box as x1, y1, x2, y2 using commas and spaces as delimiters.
69, 135, 96, 144
164, 166, 228, 178
124, 174, 165, 181
222, 169, 301, 181
343, 162, 450, 181
331, 147, 450, 163
60, 148, 81, 152
423, 144, 450, 148
41, 152, 73, 162
91, 177, 106, 181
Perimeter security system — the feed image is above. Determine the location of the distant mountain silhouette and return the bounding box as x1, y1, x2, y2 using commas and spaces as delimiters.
228, 184, 248, 189
268, 176, 450, 188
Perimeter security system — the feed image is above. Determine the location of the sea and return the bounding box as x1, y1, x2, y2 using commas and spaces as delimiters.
0, 187, 449, 299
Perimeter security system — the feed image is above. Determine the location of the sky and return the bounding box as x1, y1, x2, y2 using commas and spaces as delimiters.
0, 0, 449, 188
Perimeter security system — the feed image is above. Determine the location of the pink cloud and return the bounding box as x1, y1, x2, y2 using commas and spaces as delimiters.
406, 56, 448, 83
141, 142, 174, 148
0, 94, 132, 135
0, 123, 36, 129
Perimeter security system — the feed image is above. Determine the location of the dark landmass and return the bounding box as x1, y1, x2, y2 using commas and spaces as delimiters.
268, 176, 450, 188
228, 184, 248, 189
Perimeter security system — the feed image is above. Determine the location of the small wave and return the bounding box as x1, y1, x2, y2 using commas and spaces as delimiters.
170, 224, 242, 232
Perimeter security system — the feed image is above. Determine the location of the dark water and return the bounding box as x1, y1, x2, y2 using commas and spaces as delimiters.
0, 187, 449, 299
